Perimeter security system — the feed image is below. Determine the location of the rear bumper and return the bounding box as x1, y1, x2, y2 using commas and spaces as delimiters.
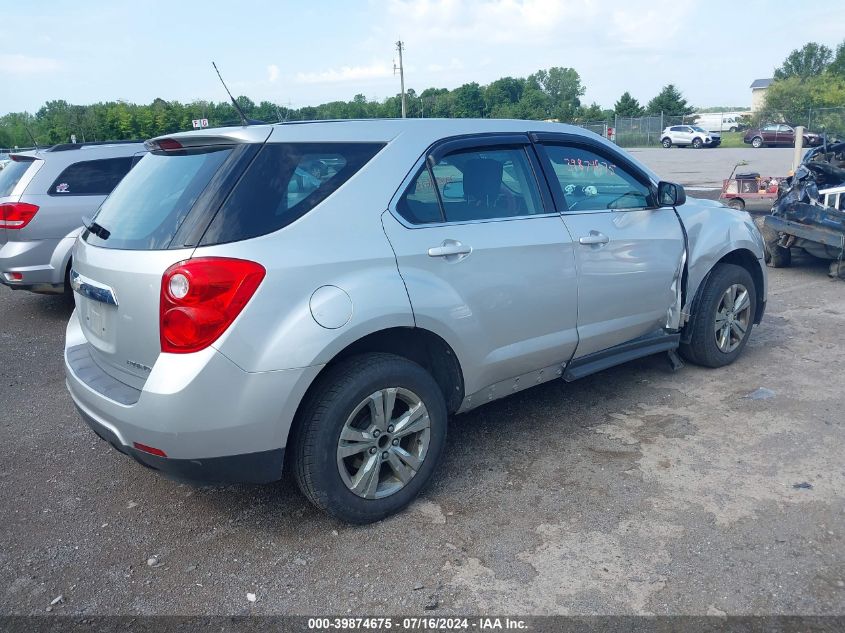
64, 310, 323, 483
77, 405, 284, 484
0, 236, 73, 293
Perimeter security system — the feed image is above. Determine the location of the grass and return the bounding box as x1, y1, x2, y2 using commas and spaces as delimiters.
717, 132, 746, 148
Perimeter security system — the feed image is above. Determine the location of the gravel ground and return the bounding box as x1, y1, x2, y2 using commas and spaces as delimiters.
1, 259, 843, 616
1, 146, 844, 616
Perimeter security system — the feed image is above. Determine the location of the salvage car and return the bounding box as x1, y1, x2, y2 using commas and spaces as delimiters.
0, 141, 145, 294
660, 125, 721, 149
743, 124, 823, 148
762, 139, 845, 277
64, 119, 767, 523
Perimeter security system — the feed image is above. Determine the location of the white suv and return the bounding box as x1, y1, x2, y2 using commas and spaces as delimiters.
661, 125, 721, 149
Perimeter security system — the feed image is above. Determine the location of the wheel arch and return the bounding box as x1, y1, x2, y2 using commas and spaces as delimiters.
291, 327, 466, 436
682, 248, 765, 344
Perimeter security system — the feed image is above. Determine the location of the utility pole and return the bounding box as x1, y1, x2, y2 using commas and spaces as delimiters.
394, 40, 406, 118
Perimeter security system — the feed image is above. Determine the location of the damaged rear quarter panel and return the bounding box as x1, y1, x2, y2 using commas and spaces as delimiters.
676, 197, 767, 313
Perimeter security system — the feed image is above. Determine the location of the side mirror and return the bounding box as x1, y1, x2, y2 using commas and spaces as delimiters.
657, 181, 686, 207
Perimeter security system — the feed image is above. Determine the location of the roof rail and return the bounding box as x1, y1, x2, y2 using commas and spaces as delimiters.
46, 140, 145, 152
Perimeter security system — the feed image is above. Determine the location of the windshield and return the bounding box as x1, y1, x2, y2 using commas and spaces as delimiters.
85, 147, 234, 250
0, 157, 36, 197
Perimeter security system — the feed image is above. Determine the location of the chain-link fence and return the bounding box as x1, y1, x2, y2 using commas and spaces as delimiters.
574, 108, 845, 148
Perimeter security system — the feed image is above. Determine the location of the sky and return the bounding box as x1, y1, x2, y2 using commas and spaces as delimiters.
1, 0, 844, 115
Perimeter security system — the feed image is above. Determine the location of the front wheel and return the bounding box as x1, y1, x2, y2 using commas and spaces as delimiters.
692, 137, 703, 149
751, 136, 763, 148
661, 137, 672, 149
292, 353, 447, 524
679, 264, 757, 368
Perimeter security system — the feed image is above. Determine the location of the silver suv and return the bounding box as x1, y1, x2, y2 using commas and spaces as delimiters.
661, 125, 721, 149
0, 141, 145, 294
64, 120, 766, 523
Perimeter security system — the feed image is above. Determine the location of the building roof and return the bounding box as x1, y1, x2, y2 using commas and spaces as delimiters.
750, 78, 773, 89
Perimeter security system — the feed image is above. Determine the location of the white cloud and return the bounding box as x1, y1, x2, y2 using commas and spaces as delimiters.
267, 64, 280, 83
0, 53, 61, 74
387, 0, 598, 44
295, 62, 393, 84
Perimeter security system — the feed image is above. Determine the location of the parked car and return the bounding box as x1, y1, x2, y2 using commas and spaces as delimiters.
64, 119, 766, 523
0, 141, 145, 294
661, 125, 721, 148
743, 124, 823, 148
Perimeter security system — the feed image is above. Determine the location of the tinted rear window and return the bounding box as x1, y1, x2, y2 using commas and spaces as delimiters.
0, 157, 36, 197
49, 157, 134, 196
84, 147, 233, 249
198, 142, 384, 245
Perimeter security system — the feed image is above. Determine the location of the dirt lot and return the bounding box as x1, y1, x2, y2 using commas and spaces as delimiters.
1, 253, 844, 616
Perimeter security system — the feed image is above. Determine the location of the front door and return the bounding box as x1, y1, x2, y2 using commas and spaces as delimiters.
382, 137, 579, 396
534, 137, 686, 358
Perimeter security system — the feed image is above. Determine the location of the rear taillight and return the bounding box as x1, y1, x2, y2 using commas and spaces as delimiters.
160, 257, 265, 354
0, 202, 39, 229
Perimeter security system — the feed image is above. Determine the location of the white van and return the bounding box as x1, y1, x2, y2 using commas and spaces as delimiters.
695, 114, 741, 133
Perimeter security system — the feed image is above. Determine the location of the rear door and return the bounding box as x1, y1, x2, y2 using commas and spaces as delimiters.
534, 134, 685, 358
382, 135, 579, 394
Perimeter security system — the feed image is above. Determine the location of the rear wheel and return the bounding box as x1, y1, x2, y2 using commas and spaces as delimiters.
661, 137, 672, 149
680, 264, 757, 368
751, 136, 763, 148
692, 137, 703, 149
292, 353, 447, 524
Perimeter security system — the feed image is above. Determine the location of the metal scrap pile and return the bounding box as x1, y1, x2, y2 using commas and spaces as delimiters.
762, 140, 845, 278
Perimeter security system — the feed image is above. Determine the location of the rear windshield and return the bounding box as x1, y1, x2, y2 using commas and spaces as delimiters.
0, 157, 36, 197
84, 147, 233, 249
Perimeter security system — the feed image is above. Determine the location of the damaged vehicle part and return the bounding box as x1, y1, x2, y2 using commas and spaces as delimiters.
763, 138, 845, 277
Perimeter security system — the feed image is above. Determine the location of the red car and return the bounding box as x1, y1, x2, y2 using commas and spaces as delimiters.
744, 124, 822, 148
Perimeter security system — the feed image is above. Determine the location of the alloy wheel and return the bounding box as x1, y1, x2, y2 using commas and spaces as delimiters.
714, 283, 752, 353
336, 388, 431, 499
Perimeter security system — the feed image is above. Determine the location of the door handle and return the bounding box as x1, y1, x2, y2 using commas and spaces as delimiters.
578, 232, 609, 245
428, 241, 472, 258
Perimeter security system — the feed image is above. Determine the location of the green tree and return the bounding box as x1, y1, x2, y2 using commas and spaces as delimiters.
828, 39, 845, 78
774, 42, 833, 80
613, 91, 644, 117
452, 83, 485, 118
646, 84, 693, 115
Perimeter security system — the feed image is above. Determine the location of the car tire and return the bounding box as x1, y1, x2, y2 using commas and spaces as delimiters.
680, 263, 757, 368
727, 198, 745, 211
692, 137, 703, 149
292, 352, 447, 524
751, 136, 763, 148
661, 137, 672, 149
759, 221, 791, 267
729, 126, 738, 133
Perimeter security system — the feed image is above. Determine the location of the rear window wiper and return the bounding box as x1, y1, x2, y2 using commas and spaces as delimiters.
82, 216, 111, 240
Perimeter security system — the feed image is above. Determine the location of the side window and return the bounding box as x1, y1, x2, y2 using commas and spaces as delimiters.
670, 126, 683, 132
49, 157, 133, 196
199, 142, 384, 245
396, 165, 443, 224
541, 144, 652, 212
